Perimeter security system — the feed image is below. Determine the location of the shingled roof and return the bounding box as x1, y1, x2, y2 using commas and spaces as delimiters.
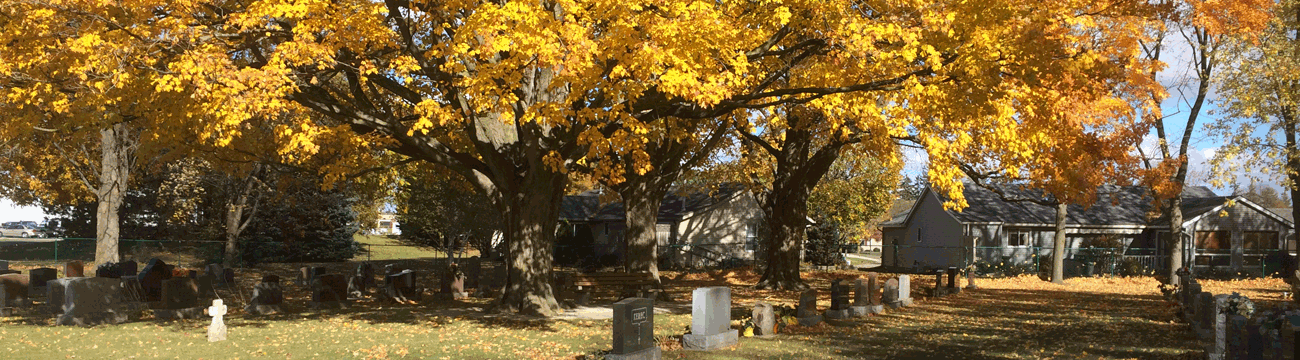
559, 184, 749, 222
883, 183, 1228, 227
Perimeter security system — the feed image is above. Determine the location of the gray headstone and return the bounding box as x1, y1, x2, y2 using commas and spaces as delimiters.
883, 279, 899, 305
0, 274, 28, 307
752, 302, 775, 336
1193, 292, 1212, 332
46, 278, 72, 312
1210, 294, 1230, 359
898, 275, 911, 301
56, 277, 130, 326
610, 297, 658, 359
246, 275, 285, 315
797, 289, 818, 318
852, 279, 868, 307
683, 287, 738, 350
0, 260, 7, 271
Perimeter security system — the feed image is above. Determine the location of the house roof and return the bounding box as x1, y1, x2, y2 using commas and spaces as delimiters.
559, 184, 748, 222
883, 183, 1233, 228
1269, 208, 1294, 223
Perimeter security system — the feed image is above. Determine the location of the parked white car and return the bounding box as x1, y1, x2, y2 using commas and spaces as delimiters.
0, 224, 42, 238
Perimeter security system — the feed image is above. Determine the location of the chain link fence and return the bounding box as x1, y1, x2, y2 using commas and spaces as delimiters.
881, 244, 1291, 279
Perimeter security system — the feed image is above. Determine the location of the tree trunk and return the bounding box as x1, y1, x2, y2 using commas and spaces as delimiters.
620, 184, 667, 283
755, 184, 812, 290
224, 201, 244, 267
1052, 202, 1067, 284
751, 119, 844, 290
1168, 196, 1185, 284
94, 123, 130, 265
491, 170, 566, 317
1282, 106, 1298, 273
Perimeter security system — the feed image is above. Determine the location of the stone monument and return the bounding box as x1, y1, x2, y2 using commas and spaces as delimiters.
207, 299, 227, 342
825, 279, 851, 320
752, 302, 776, 336
607, 297, 659, 360
682, 287, 739, 350
796, 289, 822, 326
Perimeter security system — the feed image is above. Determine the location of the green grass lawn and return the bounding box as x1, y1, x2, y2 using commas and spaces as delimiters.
353, 234, 479, 262
0, 238, 1259, 359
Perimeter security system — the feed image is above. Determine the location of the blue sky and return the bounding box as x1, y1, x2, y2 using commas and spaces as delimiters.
903, 31, 1286, 198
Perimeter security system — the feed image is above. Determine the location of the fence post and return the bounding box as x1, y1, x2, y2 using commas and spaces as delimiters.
54, 239, 58, 262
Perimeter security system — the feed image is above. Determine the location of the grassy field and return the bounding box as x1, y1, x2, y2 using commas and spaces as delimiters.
1, 237, 1286, 359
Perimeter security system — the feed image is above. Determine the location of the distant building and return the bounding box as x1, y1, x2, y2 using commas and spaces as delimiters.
559, 185, 765, 268
881, 183, 1295, 273
374, 213, 400, 235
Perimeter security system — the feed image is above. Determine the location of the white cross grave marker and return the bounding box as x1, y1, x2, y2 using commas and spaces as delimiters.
207, 299, 227, 342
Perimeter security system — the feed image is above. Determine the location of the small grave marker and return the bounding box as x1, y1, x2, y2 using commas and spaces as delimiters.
207, 299, 227, 342
682, 287, 738, 350
608, 297, 659, 360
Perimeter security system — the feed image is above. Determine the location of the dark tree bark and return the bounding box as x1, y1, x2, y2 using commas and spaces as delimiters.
619, 184, 668, 279
742, 112, 846, 291
489, 167, 566, 316
1052, 203, 1067, 284
1281, 105, 1299, 273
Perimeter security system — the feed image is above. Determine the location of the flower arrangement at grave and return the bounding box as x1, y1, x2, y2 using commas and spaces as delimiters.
1223, 292, 1255, 318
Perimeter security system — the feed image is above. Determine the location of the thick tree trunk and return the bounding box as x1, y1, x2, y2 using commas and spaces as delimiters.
1052, 203, 1067, 284
94, 123, 130, 265
620, 185, 666, 282
755, 184, 811, 290
492, 170, 566, 317
1168, 196, 1185, 284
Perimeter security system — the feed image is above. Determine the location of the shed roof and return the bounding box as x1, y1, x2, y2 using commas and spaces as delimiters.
883, 183, 1227, 228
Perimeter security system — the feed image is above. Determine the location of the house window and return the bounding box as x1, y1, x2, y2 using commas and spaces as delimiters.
1195, 230, 1230, 267
1244, 231, 1279, 250
1007, 229, 1032, 247
745, 224, 758, 251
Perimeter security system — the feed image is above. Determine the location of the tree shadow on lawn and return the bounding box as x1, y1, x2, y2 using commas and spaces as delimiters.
662, 287, 1202, 360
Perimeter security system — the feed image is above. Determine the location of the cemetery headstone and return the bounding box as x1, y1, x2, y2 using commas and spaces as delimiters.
205, 264, 224, 285
1210, 294, 1230, 359
156, 277, 205, 320
121, 260, 138, 277
898, 275, 913, 307
946, 267, 959, 290
186, 270, 199, 279
682, 287, 739, 350
439, 263, 469, 300
464, 257, 482, 290
752, 302, 776, 337
825, 280, 851, 320
383, 269, 421, 304
965, 267, 978, 289
138, 259, 172, 302
0, 260, 7, 271
347, 263, 375, 299
222, 268, 235, 286
56, 277, 133, 326
64, 261, 85, 278
311, 274, 348, 309
46, 278, 71, 313
299, 267, 311, 286
1284, 315, 1300, 360
933, 271, 945, 297
1227, 314, 1249, 360
120, 275, 145, 303
0, 270, 16, 276
607, 297, 659, 360
1247, 322, 1264, 360
796, 289, 822, 326
207, 299, 227, 342
246, 275, 285, 315
1193, 292, 1212, 336
1, 274, 29, 310
29, 268, 56, 287
95, 262, 122, 278
0, 284, 10, 316
849, 279, 871, 317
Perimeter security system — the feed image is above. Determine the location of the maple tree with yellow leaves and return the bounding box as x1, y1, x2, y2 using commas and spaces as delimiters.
0, 0, 1226, 313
